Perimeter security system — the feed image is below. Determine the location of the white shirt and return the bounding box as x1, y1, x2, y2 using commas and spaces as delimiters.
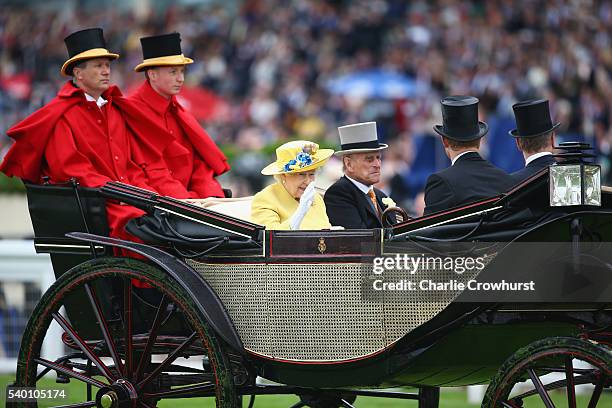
345, 175, 372, 195
525, 151, 552, 166
451, 150, 478, 166
84, 93, 108, 108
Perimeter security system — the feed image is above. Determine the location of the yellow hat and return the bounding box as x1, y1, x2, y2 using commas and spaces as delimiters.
134, 33, 194, 72
61, 28, 119, 77
261, 141, 334, 176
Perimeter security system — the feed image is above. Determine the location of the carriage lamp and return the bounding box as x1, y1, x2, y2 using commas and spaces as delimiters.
549, 142, 601, 207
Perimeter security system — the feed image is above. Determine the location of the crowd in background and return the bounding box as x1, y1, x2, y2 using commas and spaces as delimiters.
1, 0, 611, 213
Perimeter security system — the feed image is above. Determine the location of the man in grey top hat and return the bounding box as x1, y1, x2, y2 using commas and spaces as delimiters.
509, 99, 559, 184
424, 96, 514, 215
325, 122, 397, 229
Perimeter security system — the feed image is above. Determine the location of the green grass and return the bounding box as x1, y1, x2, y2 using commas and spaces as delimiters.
1, 374, 610, 407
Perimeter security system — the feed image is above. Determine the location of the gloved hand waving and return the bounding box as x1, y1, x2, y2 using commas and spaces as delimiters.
289, 182, 316, 230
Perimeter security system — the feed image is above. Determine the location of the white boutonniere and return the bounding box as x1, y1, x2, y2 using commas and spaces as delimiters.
381, 197, 396, 208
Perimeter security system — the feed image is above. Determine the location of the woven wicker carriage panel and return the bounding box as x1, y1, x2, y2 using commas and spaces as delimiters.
189, 263, 271, 355
266, 263, 385, 361
187, 259, 489, 362
381, 251, 496, 344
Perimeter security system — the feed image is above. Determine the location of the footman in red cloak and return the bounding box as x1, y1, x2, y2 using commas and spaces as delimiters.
127, 32, 230, 199
0, 28, 176, 244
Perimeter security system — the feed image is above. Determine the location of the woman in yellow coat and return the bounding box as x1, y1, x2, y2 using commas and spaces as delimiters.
251, 140, 334, 230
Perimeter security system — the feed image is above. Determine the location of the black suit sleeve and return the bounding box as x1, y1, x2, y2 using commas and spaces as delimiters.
423, 173, 454, 215
325, 184, 367, 229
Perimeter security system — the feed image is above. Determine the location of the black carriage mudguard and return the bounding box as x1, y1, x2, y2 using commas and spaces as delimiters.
66, 231, 244, 353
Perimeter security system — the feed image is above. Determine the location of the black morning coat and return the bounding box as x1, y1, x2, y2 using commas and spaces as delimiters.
423, 151, 515, 215
510, 154, 556, 184
325, 175, 394, 229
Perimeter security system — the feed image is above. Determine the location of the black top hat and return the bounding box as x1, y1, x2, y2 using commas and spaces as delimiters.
61, 28, 119, 76
134, 33, 193, 72
65, 28, 107, 58
509, 99, 561, 138
433, 96, 488, 141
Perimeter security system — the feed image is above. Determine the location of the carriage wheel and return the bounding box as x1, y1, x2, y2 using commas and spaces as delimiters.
482, 337, 611, 408
13, 257, 240, 408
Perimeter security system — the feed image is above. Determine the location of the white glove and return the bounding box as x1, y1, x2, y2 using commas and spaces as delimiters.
289, 182, 316, 230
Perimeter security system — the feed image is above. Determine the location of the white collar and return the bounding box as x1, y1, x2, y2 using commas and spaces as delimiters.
345, 175, 372, 195
525, 151, 552, 166
85, 93, 108, 108
451, 150, 478, 166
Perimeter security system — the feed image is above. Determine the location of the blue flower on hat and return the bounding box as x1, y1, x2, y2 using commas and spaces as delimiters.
283, 159, 298, 172
296, 152, 313, 166
281, 143, 320, 172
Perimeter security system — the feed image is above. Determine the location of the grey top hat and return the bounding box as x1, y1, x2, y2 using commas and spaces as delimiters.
335, 122, 388, 156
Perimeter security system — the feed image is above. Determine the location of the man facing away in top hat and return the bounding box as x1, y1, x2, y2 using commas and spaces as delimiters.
0, 28, 173, 240
325, 122, 397, 229
509, 99, 560, 183
127, 32, 230, 198
423, 96, 515, 215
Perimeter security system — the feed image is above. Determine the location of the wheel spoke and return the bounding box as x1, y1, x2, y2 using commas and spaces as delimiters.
135, 294, 169, 382
588, 376, 605, 408
137, 332, 198, 389
52, 313, 115, 381
34, 358, 106, 388
36, 353, 83, 381
565, 356, 576, 408
512, 372, 597, 400
124, 278, 133, 379
84, 283, 124, 376
143, 383, 217, 399
528, 368, 556, 408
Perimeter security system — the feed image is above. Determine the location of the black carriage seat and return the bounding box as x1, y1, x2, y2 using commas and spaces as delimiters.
26, 180, 264, 270
25, 181, 110, 279
97, 182, 264, 256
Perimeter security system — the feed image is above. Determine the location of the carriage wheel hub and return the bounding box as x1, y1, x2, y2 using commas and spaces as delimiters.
100, 392, 116, 408
96, 380, 138, 408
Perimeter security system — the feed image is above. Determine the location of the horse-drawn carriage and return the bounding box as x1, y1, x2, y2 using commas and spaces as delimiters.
9, 145, 612, 407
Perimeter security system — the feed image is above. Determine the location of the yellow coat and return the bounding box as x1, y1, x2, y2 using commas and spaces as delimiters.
251, 182, 331, 230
